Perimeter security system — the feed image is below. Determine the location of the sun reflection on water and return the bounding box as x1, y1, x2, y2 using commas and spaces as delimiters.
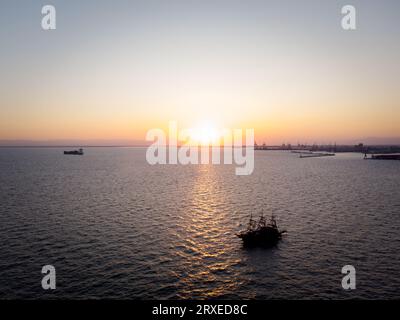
174, 164, 242, 298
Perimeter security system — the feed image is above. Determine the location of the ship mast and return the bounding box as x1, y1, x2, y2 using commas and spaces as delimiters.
248, 213, 257, 230
258, 210, 267, 228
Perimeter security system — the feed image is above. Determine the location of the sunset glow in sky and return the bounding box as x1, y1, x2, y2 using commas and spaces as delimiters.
1, 0, 400, 145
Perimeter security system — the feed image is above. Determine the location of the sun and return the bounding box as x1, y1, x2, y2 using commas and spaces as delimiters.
190, 122, 221, 146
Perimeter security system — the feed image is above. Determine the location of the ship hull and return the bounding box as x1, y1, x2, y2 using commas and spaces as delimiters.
64, 151, 83, 155
238, 227, 283, 248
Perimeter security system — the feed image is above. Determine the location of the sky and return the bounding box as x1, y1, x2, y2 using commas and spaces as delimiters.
0, 0, 399, 145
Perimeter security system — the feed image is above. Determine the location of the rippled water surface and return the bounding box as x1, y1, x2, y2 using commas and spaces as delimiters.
0, 148, 399, 299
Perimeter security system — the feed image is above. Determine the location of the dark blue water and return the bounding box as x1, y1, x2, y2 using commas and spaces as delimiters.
0, 148, 399, 299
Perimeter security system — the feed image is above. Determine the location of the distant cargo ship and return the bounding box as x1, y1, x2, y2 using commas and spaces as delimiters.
64, 148, 84, 155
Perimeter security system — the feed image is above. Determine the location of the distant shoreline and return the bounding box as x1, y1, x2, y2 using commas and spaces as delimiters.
1, 144, 400, 149
0, 145, 149, 148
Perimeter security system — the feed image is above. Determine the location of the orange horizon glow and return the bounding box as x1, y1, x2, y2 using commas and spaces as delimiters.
1, 111, 399, 145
